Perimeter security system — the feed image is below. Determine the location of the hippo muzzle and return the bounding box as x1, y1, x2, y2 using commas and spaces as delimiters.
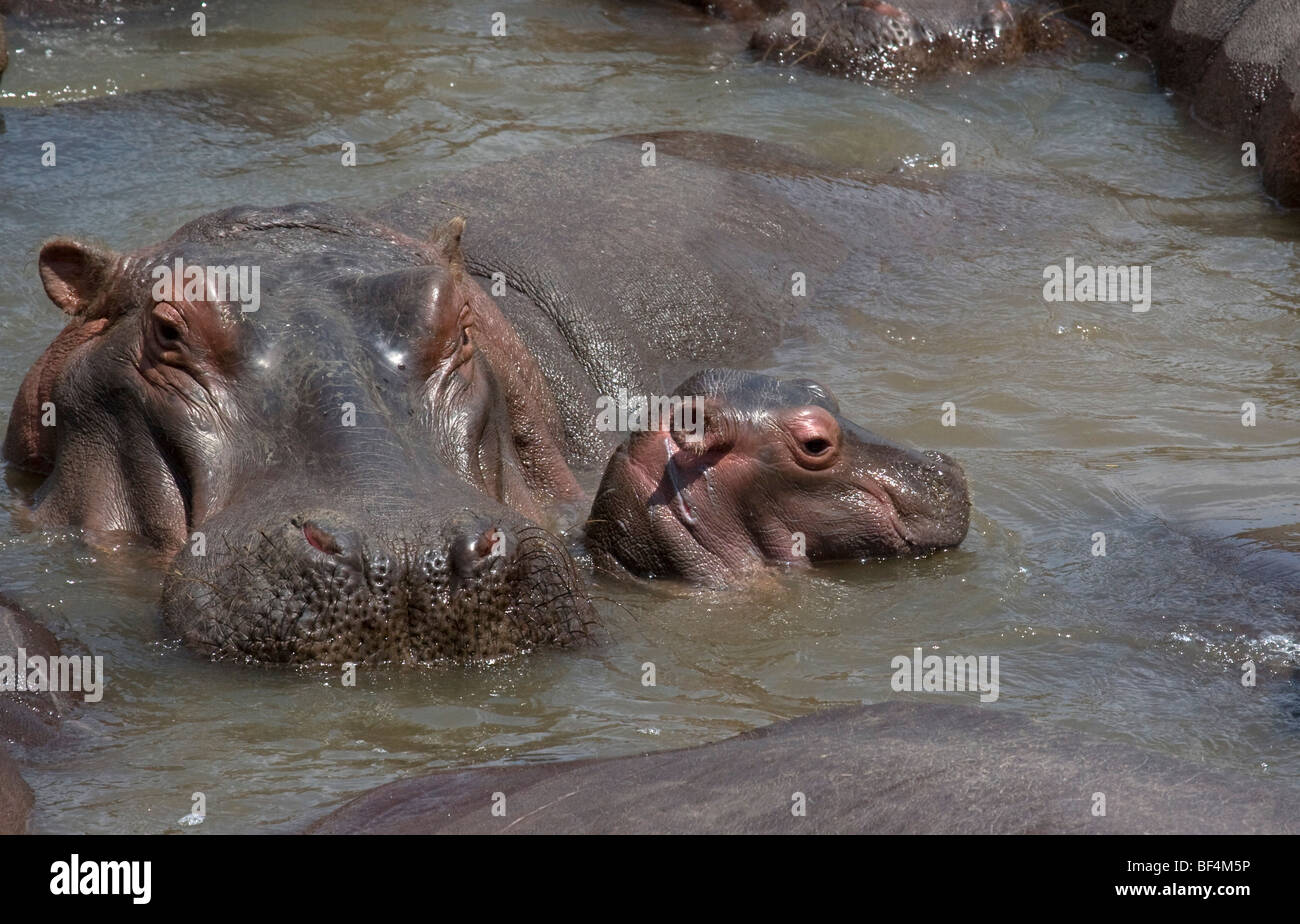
161, 494, 595, 664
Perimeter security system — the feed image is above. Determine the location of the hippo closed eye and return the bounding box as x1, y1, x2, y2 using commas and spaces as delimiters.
586, 368, 970, 584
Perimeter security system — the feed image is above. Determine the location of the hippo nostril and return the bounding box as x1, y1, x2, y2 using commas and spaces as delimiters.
302, 520, 342, 556
453, 525, 511, 578
472, 527, 505, 559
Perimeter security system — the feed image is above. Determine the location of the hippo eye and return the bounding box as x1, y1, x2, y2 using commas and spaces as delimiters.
786, 407, 841, 470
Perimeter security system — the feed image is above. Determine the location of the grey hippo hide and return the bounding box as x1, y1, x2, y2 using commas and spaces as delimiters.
308, 701, 1300, 833
5, 132, 971, 666
0, 595, 66, 834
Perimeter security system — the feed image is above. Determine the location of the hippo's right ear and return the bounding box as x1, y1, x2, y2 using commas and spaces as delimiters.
38, 238, 118, 318
430, 216, 466, 278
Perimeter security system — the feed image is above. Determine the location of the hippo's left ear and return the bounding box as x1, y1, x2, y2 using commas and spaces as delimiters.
431, 216, 466, 280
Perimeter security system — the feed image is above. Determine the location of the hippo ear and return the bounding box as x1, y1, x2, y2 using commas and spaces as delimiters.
38, 239, 118, 318
430, 216, 466, 278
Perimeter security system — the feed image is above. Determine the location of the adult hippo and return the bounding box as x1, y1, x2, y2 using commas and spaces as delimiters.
8, 205, 598, 664
5, 132, 970, 664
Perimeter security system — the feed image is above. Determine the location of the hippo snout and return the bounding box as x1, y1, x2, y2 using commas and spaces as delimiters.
889, 449, 970, 551
161, 504, 596, 665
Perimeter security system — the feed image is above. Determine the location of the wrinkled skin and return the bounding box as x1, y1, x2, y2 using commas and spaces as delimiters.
683, 0, 1070, 83
587, 369, 969, 583
8, 133, 973, 664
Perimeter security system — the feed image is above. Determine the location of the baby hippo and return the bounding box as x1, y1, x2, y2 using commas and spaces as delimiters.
586, 369, 969, 584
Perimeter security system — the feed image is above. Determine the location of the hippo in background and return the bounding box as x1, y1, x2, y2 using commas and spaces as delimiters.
5, 132, 972, 665
677, 0, 1071, 82
674, 0, 1300, 209
0, 0, 178, 84
1063, 1, 1300, 208
587, 369, 968, 584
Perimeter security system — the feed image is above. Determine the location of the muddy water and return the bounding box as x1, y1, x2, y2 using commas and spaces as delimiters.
1, 0, 1297, 833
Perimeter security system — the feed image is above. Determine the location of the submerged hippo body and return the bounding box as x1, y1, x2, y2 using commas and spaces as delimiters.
373, 132, 859, 469
309, 700, 1300, 833
6, 133, 969, 664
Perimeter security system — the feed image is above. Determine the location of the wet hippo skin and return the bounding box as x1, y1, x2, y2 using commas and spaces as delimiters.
307, 701, 1300, 833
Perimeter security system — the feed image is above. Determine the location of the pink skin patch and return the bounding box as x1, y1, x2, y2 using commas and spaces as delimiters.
303, 522, 340, 555
663, 437, 699, 527
866, 1, 907, 18
471, 527, 501, 559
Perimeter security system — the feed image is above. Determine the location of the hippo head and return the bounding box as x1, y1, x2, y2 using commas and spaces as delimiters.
5, 204, 592, 663
586, 369, 970, 583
